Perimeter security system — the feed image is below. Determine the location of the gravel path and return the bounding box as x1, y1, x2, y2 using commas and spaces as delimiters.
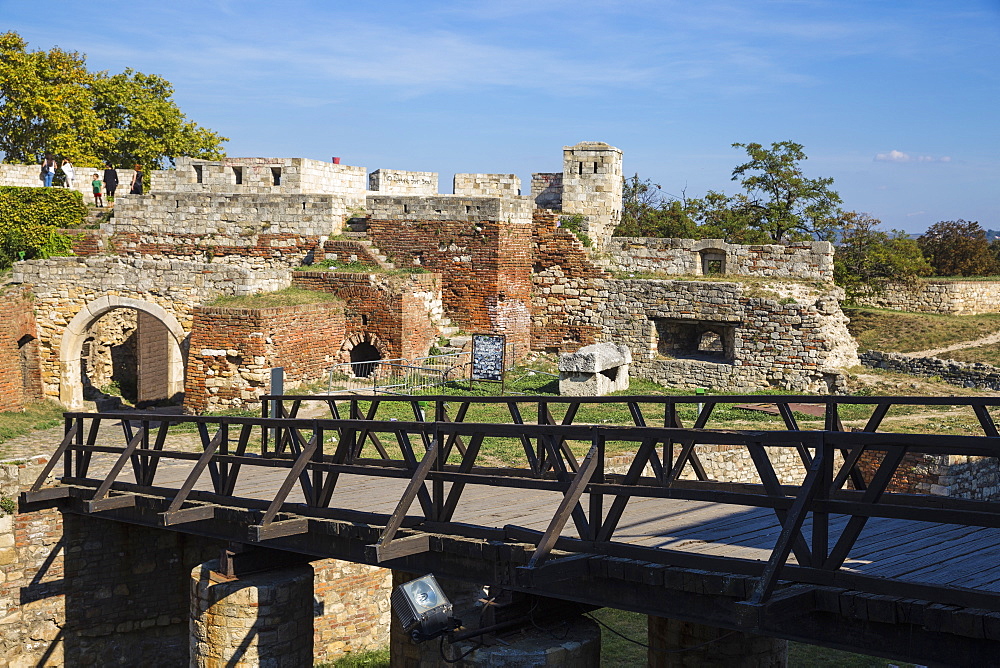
906, 329, 1000, 358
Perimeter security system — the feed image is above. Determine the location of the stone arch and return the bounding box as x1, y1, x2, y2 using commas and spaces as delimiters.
59, 296, 188, 409
340, 332, 391, 377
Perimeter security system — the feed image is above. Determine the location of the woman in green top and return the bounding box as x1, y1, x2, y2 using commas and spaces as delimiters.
92, 174, 104, 207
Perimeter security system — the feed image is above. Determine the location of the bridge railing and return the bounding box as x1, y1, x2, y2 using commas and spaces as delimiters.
24, 405, 1000, 610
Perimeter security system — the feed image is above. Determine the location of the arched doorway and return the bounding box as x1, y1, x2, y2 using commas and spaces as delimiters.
349, 342, 381, 378
59, 296, 187, 409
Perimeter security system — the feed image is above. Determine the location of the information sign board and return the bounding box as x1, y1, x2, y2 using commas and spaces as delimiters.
471, 334, 506, 382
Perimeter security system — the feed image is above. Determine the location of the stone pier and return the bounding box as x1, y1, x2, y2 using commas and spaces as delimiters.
648, 616, 787, 667
190, 559, 314, 667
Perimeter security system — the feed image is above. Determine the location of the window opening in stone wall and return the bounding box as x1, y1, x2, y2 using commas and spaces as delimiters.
593, 162, 598, 174
271, 167, 281, 186
233, 166, 243, 185
700, 250, 726, 276
650, 318, 735, 363
350, 342, 381, 378
578, 162, 583, 175
194, 165, 203, 184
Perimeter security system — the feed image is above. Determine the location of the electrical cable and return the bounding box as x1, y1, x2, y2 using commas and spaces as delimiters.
583, 609, 739, 655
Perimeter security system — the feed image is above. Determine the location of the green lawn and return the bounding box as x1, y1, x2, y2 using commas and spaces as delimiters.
844, 307, 1000, 353
0, 400, 66, 450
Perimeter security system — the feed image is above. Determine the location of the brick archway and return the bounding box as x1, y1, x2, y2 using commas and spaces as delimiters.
340, 331, 391, 361
59, 296, 187, 409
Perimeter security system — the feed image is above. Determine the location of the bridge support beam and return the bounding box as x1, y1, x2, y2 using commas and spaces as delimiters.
190, 559, 314, 667
390, 570, 601, 667
648, 616, 787, 667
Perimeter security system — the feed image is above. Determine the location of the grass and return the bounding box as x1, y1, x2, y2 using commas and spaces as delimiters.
0, 400, 67, 446
944, 342, 1000, 365
317, 610, 915, 667
296, 258, 428, 276
844, 307, 1000, 353
208, 287, 343, 309
591, 607, 915, 667
315, 649, 390, 667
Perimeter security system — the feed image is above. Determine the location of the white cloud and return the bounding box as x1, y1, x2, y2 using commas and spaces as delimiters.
875, 150, 951, 163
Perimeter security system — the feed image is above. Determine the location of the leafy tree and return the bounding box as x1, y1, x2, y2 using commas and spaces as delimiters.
730, 141, 846, 243
918, 220, 999, 277
0, 31, 226, 168
616, 175, 698, 238
834, 212, 932, 296
0, 32, 101, 164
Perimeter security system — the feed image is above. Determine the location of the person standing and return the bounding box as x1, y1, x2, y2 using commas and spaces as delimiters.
129, 165, 143, 195
61, 158, 75, 190
92, 173, 104, 207
103, 163, 119, 200
40, 154, 56, 187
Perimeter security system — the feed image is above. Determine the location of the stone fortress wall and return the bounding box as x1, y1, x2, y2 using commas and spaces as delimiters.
0, 162, 137, 197
602, 237, 835, 282
853, 280, 1000, 315
2, 140, 859, 412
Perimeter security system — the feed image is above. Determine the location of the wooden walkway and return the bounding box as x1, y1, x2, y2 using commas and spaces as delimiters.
22, 395, 1000, 665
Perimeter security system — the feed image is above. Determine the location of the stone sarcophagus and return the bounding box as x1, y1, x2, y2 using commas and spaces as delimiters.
558, 342, 632, 396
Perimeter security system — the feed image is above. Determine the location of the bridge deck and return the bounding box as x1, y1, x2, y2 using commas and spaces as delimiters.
107, 453, 1000, 595
23, 397, 1000, 665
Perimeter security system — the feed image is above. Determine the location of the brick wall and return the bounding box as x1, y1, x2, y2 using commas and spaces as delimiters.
185, 302, 346, 413
291, 271, 442, 363
365, 216, 534, 357
0, 285, 41, 412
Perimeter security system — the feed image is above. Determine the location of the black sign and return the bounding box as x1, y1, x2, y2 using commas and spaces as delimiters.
471, 334, 506, 382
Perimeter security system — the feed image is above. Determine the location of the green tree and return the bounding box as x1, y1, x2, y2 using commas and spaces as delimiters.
0, 32, 101, 164
616, 174, 697, 238
834, 212, 932, 296
0, 31, 226, 167
730, 141, 846, 243
917, 220, 1000, 277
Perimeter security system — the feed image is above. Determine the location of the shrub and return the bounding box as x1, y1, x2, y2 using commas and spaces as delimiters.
0, 186, 84, 267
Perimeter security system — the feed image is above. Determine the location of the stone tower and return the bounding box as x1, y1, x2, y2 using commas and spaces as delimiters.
560, 141, 623, 246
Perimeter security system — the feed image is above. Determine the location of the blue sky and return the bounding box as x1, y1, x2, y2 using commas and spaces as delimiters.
3, 0, 998, 233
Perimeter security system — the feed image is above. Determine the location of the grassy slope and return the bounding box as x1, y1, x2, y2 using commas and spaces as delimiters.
844, 307, 1000, 354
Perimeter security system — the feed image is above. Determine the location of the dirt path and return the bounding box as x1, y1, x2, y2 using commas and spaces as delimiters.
907, 329, 1000, 358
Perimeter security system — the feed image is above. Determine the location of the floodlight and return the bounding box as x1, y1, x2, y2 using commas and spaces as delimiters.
391, 574, 459, 642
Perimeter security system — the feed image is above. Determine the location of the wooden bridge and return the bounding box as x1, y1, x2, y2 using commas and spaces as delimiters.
22, 394, 1000, 665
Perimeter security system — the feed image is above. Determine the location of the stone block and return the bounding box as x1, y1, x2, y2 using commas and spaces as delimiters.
559, 343, 631, 396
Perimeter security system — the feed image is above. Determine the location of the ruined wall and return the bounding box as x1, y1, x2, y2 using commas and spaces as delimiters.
857, 451, 1000, 501
0, 285, 40, 412
13, 256, 288, 404
853, 280, 1000, 314
112, 193, 348, 265
453, 173, 521, 197
860, 350, 1000, 392
368, 169, 438, 195
602, 238, 834, 282
363, 202, 534, 357
185, 302, 346, 413
291, 271, 443, 363
532, 215, 858, 392
136, 311, 173, 406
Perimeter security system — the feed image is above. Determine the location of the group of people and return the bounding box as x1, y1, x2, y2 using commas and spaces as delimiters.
40, 154, 144, 207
